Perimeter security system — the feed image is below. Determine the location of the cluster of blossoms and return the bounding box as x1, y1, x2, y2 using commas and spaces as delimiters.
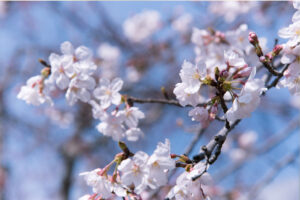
191, 24, 265, 72
166, 161, 212, 200
171, 13, 193, 35
79, 139, 176, 199
174, 51, 265, 127
278, 2, 300, 96
123, 10, 161, 43
17, 41, 145, 141
209, 1, 257, 23
16, 4, 300, 200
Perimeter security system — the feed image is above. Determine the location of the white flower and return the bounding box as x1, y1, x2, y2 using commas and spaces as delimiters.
73, 60, 97, 76
126, 66, 141, 83
125, 127, 144, 141
79, 169, 112, 199
173, 82, 203, 107
146, 139, 175, 189
167, 162, 211, 200
278, 21, 300, 47
61, 41, 92, 62
48, 53, 74, 90
117, 107, 145, 128
224, 50, 247, 68
17, 75, 53, 106
89, 100, 108, 120
179, 60, 206, 94
209, 2, 256, 23
191, 28, 213, 47
166, 172, 191, 200
293, 1, 300, 22
93, 77, 123, 109
238, 131, 257, 149
226, 67, 266, 122
98, 43, 120, 63
66, 75, 96, 106
123, 10, 161, 43
188, 107, 210, 128
172, 14, 193, 34
96, 114, 124, 141
229, 148, 247, 163
278, 46, 300, 95
118, 151, 149, 194
279, 72, 300, 95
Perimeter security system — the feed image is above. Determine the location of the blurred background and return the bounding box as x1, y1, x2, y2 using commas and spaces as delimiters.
0, 1, 299, 200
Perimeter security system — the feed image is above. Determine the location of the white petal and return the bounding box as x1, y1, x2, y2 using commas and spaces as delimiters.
111, 77, 124, 92
61, 41, 74, 55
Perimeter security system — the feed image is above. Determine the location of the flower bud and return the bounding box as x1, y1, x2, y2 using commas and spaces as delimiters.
248, 32, 258, 45
271, 44, 283, 58
259, 56, 267, 63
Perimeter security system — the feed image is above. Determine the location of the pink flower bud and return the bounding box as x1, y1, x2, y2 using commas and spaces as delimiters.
259, 56, 267, 62
272, 44, 283, 55
248, 32, 258, 44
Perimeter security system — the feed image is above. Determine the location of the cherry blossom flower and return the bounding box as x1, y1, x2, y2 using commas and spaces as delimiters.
188, 107, 210, 128
172, 13, 193, 34
96, 114, 125, 141
209, 2, 256, 23
116, 107, 145, 128
17, 75, 53, 106
166, 165, 211, 200
66, 75, 96, 106
179, 60, 207, 94
48, 53, 74, 90
224, 51, 247, 68
238, 131, 258, 149
146, 139, 175, 189
123, 10, 161, 43
80, 169, 113, 199
89, 100, 108, 120
118, 151, 149, 194
278, 45, 300, 95
229, 148, 247, 163
60, 41, 93, 62
173, 82, 203, 107
226, 67, 266, 122
292, 1, 300, 22
125, 127, 144, 142
93, 77, 123, 109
